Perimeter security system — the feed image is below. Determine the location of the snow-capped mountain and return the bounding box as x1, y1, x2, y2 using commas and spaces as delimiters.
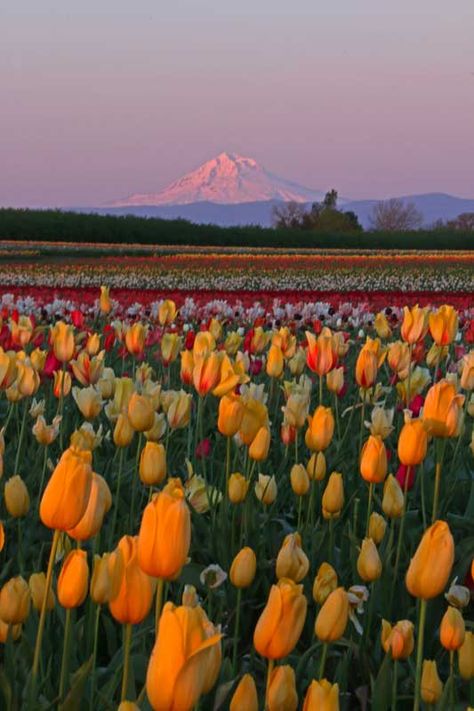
108, 152, 325, 207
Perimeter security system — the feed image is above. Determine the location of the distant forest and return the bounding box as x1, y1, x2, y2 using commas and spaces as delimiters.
0, 208, 473, 251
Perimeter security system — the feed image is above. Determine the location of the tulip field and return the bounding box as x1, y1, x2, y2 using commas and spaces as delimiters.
0, 283, 473, 711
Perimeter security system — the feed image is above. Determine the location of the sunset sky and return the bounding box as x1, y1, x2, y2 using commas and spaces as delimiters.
1, 0, 473, 207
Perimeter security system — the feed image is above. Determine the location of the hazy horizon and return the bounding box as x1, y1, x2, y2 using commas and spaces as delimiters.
1, 1, 473, 208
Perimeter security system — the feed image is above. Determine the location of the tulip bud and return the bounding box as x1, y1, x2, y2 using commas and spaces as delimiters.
305, 406, 335, 452
53, 370, 72, 398
193, 351, 222, 397
230, 674, 258, 711
276, 533, 309, 583
267, 665, 298, 711
158, 299, 177, 326
421, 660, 443, 705
51, 321, 75, 362
307, 452, 326, 481
254, 474, 277, 505
139, 442, 167, 486
326, 367, 344, 394
117, 702, 140, 711
368, 512, 387, 545
382, 475, 405, 518
360, 435, 387, 484
303, 679, 339, 710
266, 344, 284, 379
4, 475, 30, 518
57, 549, 89, 608
182, 584, 199, 607
374, 312, 392, 339
109, 536, 154, 624
124, 323, 146, 357
29, 572, 55, 612
290, 464, 310, 496
440, 606, 465, 651
217, 394, 244, 438
249, 426, 271, 461
137, 485, 191, 580
398, 418, 428, 466
315, 587, 349, 643
113, 412, 135, 448
381, 619, 414, 660
230, 547, 257, 589
254, 578, 307, 659
458, 631, 474, 680
228, 473, 249, 504
460, 351, 474, 391
40, 446, 93, 531
321, 472, 344, 519
67, 472, 111, 541
406, 520, 454, 599
357, 537, 382, 582
312, 562, 338, 605
127, 392, 155, 432
0, 576, 30, 624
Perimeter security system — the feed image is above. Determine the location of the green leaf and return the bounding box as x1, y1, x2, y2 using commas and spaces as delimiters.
58, 655, 93, 711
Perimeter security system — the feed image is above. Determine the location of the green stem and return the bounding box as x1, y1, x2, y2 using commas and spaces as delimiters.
328, 517, 334, 565
232, 588, 242, 674
129, 433, 143, 531
37, 445, 49, 504
121, 623, 133, 702
59, 608, 73, 701
297, 496, 303, 532
112, 447, 125, 542
365, 482, 374, 537
391, 658, 398, 711
89, 604, 101, 711
413, 598, 427, 711
319, 375, 323, 406
389, 467, 410, 615
294, 429, 299, 465
31, 529, 60, 688
14, 398, 28, 474
334, 393, 341, 442
358, 398, 366, 460
265, 658, 275, 711
59, 361, 66, 449
318, 642, 328, 679
431, 439, 445, 522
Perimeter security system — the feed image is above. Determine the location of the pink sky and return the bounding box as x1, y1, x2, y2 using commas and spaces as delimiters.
1, 1, 473, 207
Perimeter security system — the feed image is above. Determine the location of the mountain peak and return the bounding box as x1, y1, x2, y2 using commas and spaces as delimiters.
108, 152, 324, 207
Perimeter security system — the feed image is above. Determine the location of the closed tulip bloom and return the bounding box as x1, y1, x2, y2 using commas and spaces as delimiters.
321, 472, 344, 518
254, 473, 277, 505
109, 536, 153, 624
440, 606, 465, 651
0, 576, 30, 624
355, 348, 379, 389
267, 665, 298, 711
312, 563, 338, 605
458, 631, 474, 680
161, 333, 182, 366
146, 602, 221, 711
307, 452, 326, 481
374, 311, 392, 339
40, 446, 93, 531
290, 463, 310, 496
382, 475, 405, 518
158, 299, 177, 326
406, 520, 454, 599
230, 547, 257, 588
315, 587, 349, 643
326, 367, 344, 395
368, 512, 387, 545
180, 349, 194, 385
398, 417, 428, 466
401, 305, 429, 344
90, 549, 124, 605
193, 331, 216, 358
193, 351, 221, 397
124, 323, 146, 356
127, 392, 155, 432
249, 426, 271, 461
460, 351, 474, 391
357, 538, 382, 582
16, 361, 40, 397
360, 435, 387, 484
85, 332, 101, 356
113, 412, 135, 448
421, 660, 443, 705
228, 473, 249, 503
4, 475, 30, 518
305, 331, 337, 376
276, 533, 309, 583
230, 674, 258, 711
254, 578, 307, 659
305, 406, 335, 452
0, 349, 17, 390
422, 380, 464, 437
388, 341, 411, 379
72, 385, 103, 420
167, 391, 192, 429
51, 321, 75, 362
303, 679, 339, 711
139, 442, 167, 486
266, 344, 284, 378
429, 305, 458, 346
217, 394, 244, 437
71, 350, 105, 387
98, 285, 111, 314
138, 484, 191, 580
0, 619, 22, 643
53, 369, 72, 398
10, 315, 34, 347
67, 472, 111, 541
381, 619, 414, 660
57, 549, 89, 609
239, 398, 269, 446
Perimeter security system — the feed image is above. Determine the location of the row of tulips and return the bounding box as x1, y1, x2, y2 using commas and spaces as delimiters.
0, 290, 472, 709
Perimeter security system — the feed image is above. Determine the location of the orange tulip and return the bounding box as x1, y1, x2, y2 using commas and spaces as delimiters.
109, 536, 153, 625
146, 602, 221, 711
312, 562, 338, 605
360, 435, 387, 484
193, 351, 221, 397
67, 472, 111, 541
57, 549, 89, 608
440, 606, 465, 651
139, 442, 167, 486
305, 331, 337, 376
381, 619, 414, 660
303, 679, 339, 710
124, 323, 146, 356
0, 576, 30, 624
429, 305, 458, 346
127, 392, 155, 432
305, 406, 335, 452
398, 417, 428, 466
355, 348, 378, 389
230, 547, 257, 588
314, 587, 349, 642
217, 394, 244, 437
266, 344, 284, 378
90, 549, 124, 605
230, 674, 258, 711
248, 426, 271, 461
267, 665, 298, 711
406, 520, 454, 599
401, 305, 429, 344
158, 299, 177, 326
99, 285, 111, 314
422, 380, 464, 437
254, 578, 307, 659
275, 533, 309, 583
40, 446, 93, 531
137, 484, 191, 580
357, 537, 383, 582
51, 321, 75, 362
